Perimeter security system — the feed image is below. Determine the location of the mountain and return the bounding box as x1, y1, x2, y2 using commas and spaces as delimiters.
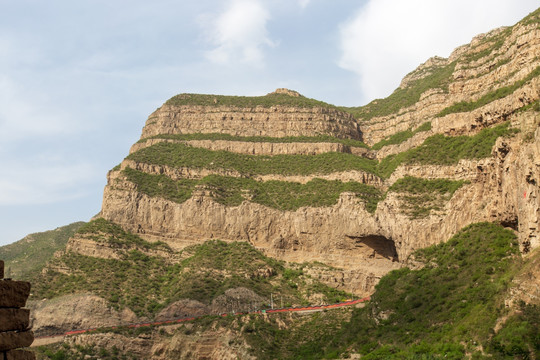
19, 7, 540, 360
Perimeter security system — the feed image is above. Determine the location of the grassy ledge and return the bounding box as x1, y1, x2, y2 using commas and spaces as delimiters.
165, 92, 338, 109
127, 143, 378, 176
139, 133, 369, 149
127, 122, 516, 182
376, 122, 517, 178
77, 218, 172, 251
123, 168, 384, 213
436, 65, 540, 117
388, 176, 468, 218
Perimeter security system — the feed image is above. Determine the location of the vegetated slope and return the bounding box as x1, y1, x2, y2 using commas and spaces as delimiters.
236, 223, 540, 359
0, 222, 85, 280
34, 223, 540, 360
32, 218, 351, 320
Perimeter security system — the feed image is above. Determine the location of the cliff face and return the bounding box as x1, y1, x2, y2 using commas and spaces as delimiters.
142, 101, 362, 140
94, 10, 540, 299
361, 18, 540, 145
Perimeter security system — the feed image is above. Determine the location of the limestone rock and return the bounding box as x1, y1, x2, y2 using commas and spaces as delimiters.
29, 294, 137, 336
155, 299, 209, 321
141, 104, 362, 140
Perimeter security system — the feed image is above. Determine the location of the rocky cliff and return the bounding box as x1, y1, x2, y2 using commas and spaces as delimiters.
95, 9, 540, 299
29, 8, 540, 354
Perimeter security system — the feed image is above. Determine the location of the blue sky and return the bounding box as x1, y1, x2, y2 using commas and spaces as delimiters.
0, 0, 538, 245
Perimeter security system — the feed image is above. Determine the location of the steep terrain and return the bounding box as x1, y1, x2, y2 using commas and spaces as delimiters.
99, 9, 539, 298
15, 7, 540, 360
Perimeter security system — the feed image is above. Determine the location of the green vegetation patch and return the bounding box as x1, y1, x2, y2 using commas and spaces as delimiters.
36, 342, 138, 360
376, 122, 516, 177
371, 121, 431, 150
489, 301, 540, 357
342, 61, 456, 121
0, 222, 85, 281
460, 27, 512, 64
388, 176, 468, 218
140, 133, 368, 149
77, 218, 172, 251
437, 65, 540, 117
165, 92, 338, 109
127, 142, 378, 176
239, 222, 528, 359
33, 235, 351, 318
123, 168, 383, 213
128, 122, 515, 182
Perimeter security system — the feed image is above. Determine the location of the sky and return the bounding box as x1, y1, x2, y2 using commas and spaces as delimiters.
0, 0, 538, 246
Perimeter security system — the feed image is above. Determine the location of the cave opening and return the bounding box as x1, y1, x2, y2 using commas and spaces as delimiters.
348, 234, 399, 262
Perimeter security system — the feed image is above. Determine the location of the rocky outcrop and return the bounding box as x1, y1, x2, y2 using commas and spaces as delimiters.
29, 293, 137, 337
141, 104, 362, 140
65, 232, 180, 263
0, 261, 35, 360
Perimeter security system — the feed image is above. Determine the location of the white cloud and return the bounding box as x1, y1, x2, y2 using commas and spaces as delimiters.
202, 0, 276, 66
298, 0, 311, 9
338, 0, 539, 103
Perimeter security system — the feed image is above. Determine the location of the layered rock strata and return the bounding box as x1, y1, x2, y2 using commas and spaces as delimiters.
142, 103, 361, 140
361, 18, 540, 145
0, 261, 35, 360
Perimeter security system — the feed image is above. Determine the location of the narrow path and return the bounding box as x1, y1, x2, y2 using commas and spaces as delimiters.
32, 297, 370, 347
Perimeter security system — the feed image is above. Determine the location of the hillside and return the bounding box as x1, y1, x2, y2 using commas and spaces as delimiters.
34, 223, 540, 359
0, 222, 85, 280
12, 7, 540, 360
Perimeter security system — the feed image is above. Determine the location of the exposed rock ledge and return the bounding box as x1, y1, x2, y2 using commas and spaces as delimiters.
130, 138, 373, 158
29, 294, 137, 336
142, 104, 362, 140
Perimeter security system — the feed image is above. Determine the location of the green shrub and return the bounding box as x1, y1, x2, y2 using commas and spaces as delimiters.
371, 122, 432, 150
